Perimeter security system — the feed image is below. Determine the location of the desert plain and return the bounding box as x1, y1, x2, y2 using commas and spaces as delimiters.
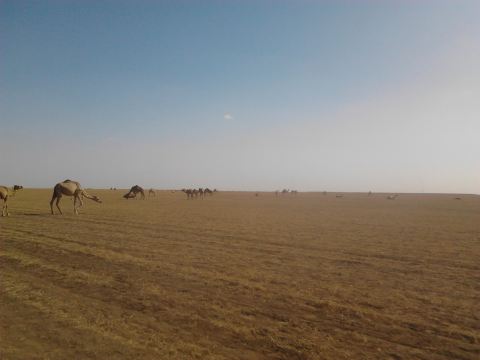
1, 189, 479, 359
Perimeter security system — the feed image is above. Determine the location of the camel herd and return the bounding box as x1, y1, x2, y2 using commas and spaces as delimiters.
182, 188, 216, 199
0, 181, 223, 216
2, 180, 462, 217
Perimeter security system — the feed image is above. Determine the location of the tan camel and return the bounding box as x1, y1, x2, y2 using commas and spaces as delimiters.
50, 180, 102, 215
0, 186, 10, 216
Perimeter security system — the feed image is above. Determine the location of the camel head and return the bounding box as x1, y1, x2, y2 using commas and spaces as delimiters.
123, 192, 134, 199
91, 195, 102, 203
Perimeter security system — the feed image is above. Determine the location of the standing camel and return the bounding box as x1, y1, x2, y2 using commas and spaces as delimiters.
204, 188, 213, 196
148, 188, 156, 197
50, 180, 102, 215
182, 189, 195, 199
12, 185, 23, 196
0, 186, 10, 216
124, 185, 145, 199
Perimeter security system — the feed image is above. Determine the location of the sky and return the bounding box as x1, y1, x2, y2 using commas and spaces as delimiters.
1, 0, 479, 192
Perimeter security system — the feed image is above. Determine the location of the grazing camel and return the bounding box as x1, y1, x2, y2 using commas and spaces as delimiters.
12, 185, 23, 196
124, 185, 145, 200
148, 188, 156, 197
0, 186, 10, 216
50, 180, 102, 215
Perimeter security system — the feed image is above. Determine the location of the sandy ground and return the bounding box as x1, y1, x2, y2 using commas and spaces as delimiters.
1, 189, 479, 359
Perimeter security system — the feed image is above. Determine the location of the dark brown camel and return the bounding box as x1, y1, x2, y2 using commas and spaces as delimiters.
124, 185, 145, 200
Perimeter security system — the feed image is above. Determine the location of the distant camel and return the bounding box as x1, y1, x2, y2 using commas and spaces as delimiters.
13, 185, 23, 196
387, 195, 398, 200
124, 185, 145, 200
148, 188, 156, 197
0, 186, 10, 216
204, 188, 213, 196
50, 180, 102, 215
182, 188, 194, 199
198, 188, 204, 198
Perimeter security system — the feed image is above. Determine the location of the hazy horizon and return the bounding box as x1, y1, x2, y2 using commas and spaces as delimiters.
1, 1, 479, 193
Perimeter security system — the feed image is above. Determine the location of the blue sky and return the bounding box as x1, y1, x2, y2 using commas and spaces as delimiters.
1, 1, 479, 192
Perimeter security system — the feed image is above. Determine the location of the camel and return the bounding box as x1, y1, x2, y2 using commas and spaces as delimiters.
50, 180, 102, 215
148, 188, 156, 197
124, 185, 145, 200
198, 188, 204, 198
387, 194, 398, 200
13, 185, 23, 196
204, 188, 213, 196
0, 186, 10, 216
182, 188, 194, 199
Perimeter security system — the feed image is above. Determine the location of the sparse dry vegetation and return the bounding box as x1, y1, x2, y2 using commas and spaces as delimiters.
1, 190, 479, 359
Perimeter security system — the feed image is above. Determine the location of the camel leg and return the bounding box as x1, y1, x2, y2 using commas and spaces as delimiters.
50, 194, 56, 215
73, 195, 78, 215
74, 193, 83, 215
56, 196, 63, 215
1, 199, 6, 217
